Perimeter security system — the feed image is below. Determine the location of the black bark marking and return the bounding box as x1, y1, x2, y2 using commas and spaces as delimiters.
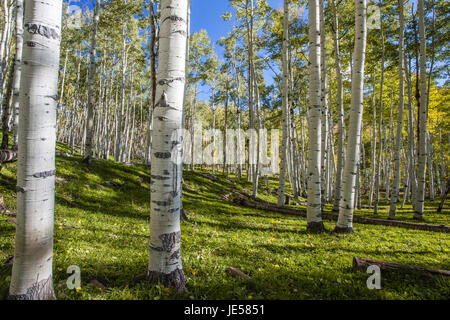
155, 152, 171, 159
158, 77, 185, 86
160, 231, 181, 251
45, 95, 58, 101
7, 275, 56, 300
33, 169, 56, 178
15, 186, 27, 193
170, 248, 180, 260
149, 230, 181, 252
152, 200, 171, 207
173, 30, 187, 37
25, 23, 60, 40
151, 175, 170, 180
162, 15, 185, 24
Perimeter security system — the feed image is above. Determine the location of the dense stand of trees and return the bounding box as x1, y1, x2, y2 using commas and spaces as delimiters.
0, 0, 448, 297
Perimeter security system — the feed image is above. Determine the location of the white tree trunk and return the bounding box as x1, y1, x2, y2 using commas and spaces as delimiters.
277, 0, 289, 207
331, 0, 344, 212
147, 0, 188, 293
84, 0, 100, 164
415, 0, 428, 219
8, 0, 62, 300
11, 0, 24, 150
335, 0, 366, 233
306, 0, 324, 231
319, 0, 329, 205
388, 0, 405, 219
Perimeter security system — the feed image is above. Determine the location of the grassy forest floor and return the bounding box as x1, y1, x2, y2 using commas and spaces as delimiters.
0, 142, 449, 300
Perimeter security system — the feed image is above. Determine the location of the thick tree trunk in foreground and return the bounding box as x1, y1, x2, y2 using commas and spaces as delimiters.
8, 0, 62, 300
306, 0, 324, 231
335, 0, 366, 233
147, 0, 188, 293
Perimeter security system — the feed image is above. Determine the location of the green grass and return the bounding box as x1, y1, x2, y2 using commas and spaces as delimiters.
0, 152, 449, 300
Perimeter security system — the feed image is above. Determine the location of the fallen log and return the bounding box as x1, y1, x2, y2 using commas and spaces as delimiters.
225, 267, 252, 281
196, 172, 219, 181
198, 172, 450, 233
353, 257, 450, 278
233, 196, 450, 233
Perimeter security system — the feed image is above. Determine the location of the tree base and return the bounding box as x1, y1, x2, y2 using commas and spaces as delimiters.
147, 268, 186, 294
7, 276, 56, 300
333, 226, 354, 234
413, 213, 424, 221
306, 221, 326, 232
180, 209, 189, 222
82, 156, 92, 165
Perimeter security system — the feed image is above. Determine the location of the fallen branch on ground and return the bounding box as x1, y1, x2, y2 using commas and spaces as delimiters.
225, 267, 252, 281
233, 195, 450, 233
196, 171, 450, 233
353, 257, 450, 278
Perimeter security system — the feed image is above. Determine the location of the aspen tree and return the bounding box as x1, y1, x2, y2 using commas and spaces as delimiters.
306, 0, 324, 231
331, 0, 344, 212
11, 0, 24, 150
278, 0, 289, 207
388, 0, 405, 219
8, 0, 62, 300
335, 0, 367, 233
415, 0, 428, 220
147, 0, 188, 293
84, 0, 100, 164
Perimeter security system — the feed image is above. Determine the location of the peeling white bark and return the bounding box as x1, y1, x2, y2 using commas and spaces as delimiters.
336, 0, 366, 232
306, 0, 323, 230
9, 0, 62, 300
147, 0, 188, 293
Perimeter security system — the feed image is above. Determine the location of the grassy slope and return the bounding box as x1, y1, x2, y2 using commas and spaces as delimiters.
0, 144, 449, 300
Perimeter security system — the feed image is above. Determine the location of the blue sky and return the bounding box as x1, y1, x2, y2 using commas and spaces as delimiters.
190, 0, 284, 101
68, 0, 284, 102
191, 0, 284, 51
